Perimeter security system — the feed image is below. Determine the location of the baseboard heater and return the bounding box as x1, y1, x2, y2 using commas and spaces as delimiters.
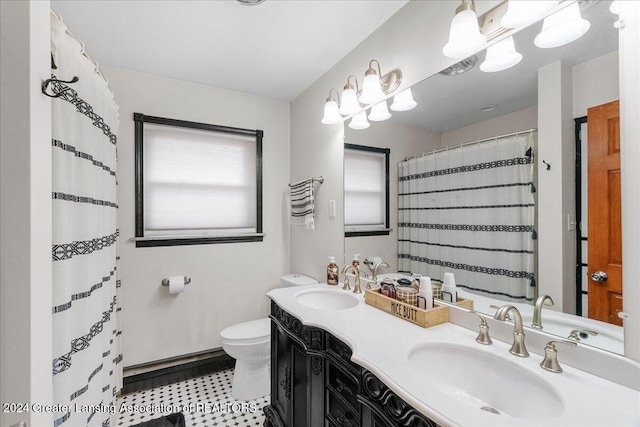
121, 348, 234, 395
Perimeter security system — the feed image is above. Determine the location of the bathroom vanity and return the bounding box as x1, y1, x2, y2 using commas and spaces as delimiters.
264, 300, 434, 427
265, 284, 640, 427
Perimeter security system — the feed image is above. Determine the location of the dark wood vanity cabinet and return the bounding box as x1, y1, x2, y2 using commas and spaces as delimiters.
264, 301, 438, 427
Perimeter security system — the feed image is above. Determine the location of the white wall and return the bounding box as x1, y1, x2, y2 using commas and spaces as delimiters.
441, 106, 538, 147
619, 1, 640, 362
537, 61, 577, 314
102, 66, 291, 366
290, 0, 502, 281
344, 121, 440, 272
573, 51, 619, 118
0, 1, 53, 426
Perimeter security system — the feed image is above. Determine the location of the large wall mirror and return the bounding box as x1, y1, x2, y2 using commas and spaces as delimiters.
344, 1, 624, 354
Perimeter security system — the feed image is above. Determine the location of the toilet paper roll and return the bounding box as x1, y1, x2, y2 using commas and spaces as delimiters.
169, 276, 185, 294
371, 256, 383, 265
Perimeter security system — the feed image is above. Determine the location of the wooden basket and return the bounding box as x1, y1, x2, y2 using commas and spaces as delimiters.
364, 288, 449, 328
446, 296, 475, 311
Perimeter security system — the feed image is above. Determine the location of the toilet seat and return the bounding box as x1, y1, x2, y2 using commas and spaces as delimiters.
221, 318, 270, 344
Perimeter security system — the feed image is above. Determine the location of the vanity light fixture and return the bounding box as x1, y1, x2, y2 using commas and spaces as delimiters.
534, 2, 590, 48
321, 59, 405, 126
442, 0, 487, 59
500, 0, 557, 29
321, 89, 343, 125
480, 36, 522, 72
368, 100, 392, 122
390, 88, 417, 112
339, 76, 361, 116
348, 111, 370, 130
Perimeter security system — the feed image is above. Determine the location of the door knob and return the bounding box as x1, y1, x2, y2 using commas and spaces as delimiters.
590, 271, 608, 282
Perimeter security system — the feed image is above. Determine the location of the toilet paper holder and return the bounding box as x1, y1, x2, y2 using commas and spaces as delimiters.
162, 276, 191, 287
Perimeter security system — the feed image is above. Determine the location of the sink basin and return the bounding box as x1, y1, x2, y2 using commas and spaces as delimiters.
294, 289, 359, 310
407, 343, 564, 420
520, 313, 624, 354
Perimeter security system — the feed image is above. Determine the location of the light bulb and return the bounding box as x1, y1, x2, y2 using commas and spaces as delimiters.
368, 100, 391, 122
359, 72, 386, 105
321, 99, 342, 125
390, 88, 417, 112
339, 87, 360, 116
442, 7, 487, 59
480, 36, 522, 73
349, 111, 370, 130
534, 2, 590, 49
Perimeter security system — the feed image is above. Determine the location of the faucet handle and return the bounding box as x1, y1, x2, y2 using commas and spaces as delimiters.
472, 312, 492, 345
540, 339, 577, 373
360, 277, 376, 291
342, 275, 352, 291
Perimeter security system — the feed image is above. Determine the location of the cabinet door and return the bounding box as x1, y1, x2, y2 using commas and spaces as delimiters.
272, 321, 291, 424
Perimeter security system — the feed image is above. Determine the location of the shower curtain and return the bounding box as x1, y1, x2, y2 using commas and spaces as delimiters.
50, 12, 121, 427
398, 133, 536, 303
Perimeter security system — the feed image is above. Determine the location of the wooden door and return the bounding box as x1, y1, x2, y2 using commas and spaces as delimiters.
587, 100, 622, 325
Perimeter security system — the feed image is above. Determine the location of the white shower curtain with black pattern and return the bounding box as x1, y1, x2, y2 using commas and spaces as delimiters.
398, 133, 536, 303
50, 12, 121, 427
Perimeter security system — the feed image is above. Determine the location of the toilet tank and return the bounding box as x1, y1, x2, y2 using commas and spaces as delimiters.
280, 274, 318, 287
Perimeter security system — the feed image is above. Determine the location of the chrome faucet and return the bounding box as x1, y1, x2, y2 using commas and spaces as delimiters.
540, 339, 577, 373
342, 264, 362, 294
532, 294, 554, 330
372, 261, 389, 282
494, 305, 529, 357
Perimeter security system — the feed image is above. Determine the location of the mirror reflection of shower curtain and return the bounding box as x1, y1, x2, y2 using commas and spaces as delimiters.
50, 12, 122, 427
398, 133, 536, 303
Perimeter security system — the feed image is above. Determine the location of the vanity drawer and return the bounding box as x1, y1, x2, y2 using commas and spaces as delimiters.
327, 361, 359, 409
327, 334, 354, 369
326, 389, 359, 427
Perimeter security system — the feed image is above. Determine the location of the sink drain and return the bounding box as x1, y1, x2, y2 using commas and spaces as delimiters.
480, 406, 501, 415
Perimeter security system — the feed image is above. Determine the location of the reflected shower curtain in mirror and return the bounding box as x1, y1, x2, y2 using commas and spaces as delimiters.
50, 12, 122, 427
398, 133, 536, 303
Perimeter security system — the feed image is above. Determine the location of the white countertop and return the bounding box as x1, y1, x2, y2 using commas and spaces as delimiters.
267, 283, 640, 427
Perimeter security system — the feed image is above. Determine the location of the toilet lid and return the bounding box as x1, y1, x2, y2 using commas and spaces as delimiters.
221, 318, 270, 342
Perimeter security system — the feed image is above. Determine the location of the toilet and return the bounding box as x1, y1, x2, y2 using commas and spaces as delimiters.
220, 274, 318, 400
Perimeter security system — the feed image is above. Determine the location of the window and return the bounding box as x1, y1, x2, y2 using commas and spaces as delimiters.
344, 143, 390, 237
134, 113, 263, 247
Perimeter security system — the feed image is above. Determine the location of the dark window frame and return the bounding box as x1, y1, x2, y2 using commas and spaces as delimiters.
344, 143, 390, 238
134, 113, 263, 248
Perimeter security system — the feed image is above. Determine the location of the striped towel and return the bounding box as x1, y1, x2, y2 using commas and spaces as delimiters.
290, 179, 315, 229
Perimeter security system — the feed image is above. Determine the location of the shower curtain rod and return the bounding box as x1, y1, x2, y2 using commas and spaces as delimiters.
403, 128, 538, 162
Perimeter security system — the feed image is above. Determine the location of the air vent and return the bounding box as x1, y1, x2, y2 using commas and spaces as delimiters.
439, 56, 477, 77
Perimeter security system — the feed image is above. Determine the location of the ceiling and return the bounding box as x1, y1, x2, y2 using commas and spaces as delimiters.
389, 0, 618, 132
50, 0, 408, 102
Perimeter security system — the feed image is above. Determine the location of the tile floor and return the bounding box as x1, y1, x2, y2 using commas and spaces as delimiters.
117, 369, 268, 426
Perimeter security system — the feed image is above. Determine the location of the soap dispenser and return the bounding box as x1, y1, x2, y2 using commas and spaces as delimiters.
352, 254, 361, 269
327, 256, 339, 285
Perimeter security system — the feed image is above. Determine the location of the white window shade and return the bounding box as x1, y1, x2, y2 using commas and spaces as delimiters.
143, 123, 256, 236
344, 148, 386, 230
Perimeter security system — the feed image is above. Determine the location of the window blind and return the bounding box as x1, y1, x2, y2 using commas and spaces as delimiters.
344, 148, 386, 229
143, 123, 256, 236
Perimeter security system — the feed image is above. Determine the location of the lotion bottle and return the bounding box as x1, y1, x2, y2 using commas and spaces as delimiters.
327, 256, 339, 285
418, 276, 433, 309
